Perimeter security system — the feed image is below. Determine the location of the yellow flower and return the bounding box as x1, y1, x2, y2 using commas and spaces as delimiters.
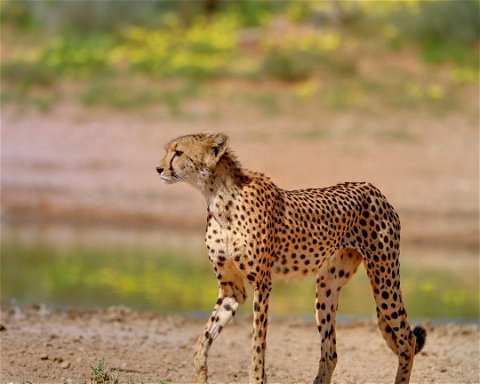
319, 32, 341, 51
427, 84, 445, 100
452, 67, 478, 85
405, 82, 422, 98
420, 281, 435, 293
383, 25, 398, 40
295, 79, 320, 100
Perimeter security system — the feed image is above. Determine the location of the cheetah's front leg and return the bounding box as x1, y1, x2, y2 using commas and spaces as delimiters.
249, 279, 272, 384
193, 283, 245, 383
314, 249, 361, 384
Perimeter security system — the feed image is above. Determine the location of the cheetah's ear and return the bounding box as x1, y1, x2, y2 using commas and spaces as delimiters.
212, 133, 229, 158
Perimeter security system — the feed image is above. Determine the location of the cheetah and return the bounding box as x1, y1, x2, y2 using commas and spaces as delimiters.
156, 132, 426, 384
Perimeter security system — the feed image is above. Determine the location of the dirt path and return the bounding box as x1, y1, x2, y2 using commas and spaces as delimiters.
2, 101, 478, 248
1, 306, 478, 384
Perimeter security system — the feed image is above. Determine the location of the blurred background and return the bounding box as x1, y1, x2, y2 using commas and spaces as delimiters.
1, 0, 479, 322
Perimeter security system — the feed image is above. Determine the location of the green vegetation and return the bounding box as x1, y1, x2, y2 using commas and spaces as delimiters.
1, 238, 478, 319
87, 359, 168, 384
90, 360, 119, 384
1, 0, 477, 112
390, 0, 480, 65
1, 239, 217, 313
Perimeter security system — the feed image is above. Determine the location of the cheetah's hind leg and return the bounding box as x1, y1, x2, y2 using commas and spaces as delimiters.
362, 248, 426, 384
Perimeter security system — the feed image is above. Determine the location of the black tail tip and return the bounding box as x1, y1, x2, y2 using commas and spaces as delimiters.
413, 326, 427, 354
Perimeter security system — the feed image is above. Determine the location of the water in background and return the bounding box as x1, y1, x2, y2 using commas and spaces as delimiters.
1, 224, 478, 321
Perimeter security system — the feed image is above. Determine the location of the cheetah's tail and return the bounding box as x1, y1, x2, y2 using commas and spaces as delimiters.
413, 326, 427, 354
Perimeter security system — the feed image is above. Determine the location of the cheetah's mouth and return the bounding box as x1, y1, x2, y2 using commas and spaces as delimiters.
160, 175, 177, 184
160, 172, 183, 184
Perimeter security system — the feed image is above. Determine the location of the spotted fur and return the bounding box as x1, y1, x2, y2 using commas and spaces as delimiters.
156, 133, 426, 384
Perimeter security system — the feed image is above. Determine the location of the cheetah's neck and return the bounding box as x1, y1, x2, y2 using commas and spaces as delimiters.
197, 152, 248, 222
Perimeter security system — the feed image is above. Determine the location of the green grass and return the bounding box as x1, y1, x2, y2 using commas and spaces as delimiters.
0, 239, 216, 312
1, 238, 478, 319
79, 78, 200, 115
236, 92, 280, 115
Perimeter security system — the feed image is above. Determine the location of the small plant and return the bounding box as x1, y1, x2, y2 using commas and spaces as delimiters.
90, 360, 119, 384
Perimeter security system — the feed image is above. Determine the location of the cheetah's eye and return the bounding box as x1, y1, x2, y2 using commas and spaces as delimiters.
175, 150, 183, 157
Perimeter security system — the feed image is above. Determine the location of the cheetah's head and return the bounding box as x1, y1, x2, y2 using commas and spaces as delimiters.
156, 132, 229, 185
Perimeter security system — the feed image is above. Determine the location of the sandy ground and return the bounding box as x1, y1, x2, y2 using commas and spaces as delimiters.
1, 305, 479, 384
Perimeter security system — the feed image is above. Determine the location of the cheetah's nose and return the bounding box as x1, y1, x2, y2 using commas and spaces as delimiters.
156, 167, 164, 175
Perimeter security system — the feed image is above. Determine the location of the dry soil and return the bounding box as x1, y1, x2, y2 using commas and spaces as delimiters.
1, 306, 479, 384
